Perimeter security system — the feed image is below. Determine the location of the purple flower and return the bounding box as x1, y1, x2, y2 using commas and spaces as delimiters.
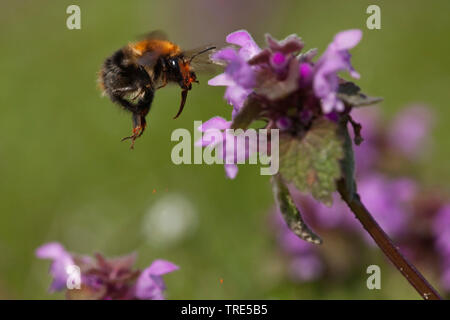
195, 116, 258, 179
227, 30, 261, 60
208, 30, 260, 115
299, 62, 313, 88
274, 209, 316, 255
313, 29, 362, 113
289, 254, 324, 282
206, 29, 366, 179
134, 259, 179, 300
358, 174, 415, 242
433, 205, 450, 257
270, 52, 288, 71
276, 116, 292, 131
36, 242, 178, 300
388, 105, 433, 158
35, 242, 75, 292
273, 210, 324, 281
287, 188, 353, 230
308, 194, 357, 230
440, 265, 450, 291
252, 33, 304, 74
433, 205, 450, 291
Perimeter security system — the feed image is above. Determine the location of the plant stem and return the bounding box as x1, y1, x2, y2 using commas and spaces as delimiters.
337, 180, 442, 300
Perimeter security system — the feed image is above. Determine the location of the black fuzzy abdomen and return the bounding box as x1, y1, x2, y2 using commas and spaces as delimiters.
100, 49, 154, 115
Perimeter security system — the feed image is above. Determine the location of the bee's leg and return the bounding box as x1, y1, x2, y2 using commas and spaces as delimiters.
121, 109, 150, 149
156, 77, 168, 90
156, 59, 168, 89
111, 87, 136, 94
109, 86, 153, 149
120, 90, 153, 149
121, 114, 143, 149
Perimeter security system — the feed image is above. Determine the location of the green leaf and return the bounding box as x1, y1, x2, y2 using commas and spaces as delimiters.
230, 95, 263, 130
271, 174, 322, 244
338, 122, 356, 202
278, 119, 344, 206
338, 81, 383, 107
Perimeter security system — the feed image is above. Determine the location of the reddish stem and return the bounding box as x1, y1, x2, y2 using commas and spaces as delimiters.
337, 180, 442, 300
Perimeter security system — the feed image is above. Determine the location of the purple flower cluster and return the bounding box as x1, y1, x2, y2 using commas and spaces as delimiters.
36, 242, 178, 300
272, 105, 450, 291
433, 205, 450, 290
202, 29, 363, 178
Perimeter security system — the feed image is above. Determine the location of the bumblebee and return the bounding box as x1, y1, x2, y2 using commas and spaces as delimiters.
99, 31, 216, 149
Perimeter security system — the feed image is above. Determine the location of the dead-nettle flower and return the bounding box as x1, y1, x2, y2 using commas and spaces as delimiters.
203, 28, 380, 237
205, 30, 442, 299
202, 29, 371, 180
36, 242, 178, 300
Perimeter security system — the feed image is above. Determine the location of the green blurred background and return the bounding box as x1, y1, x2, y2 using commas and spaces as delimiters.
0, 0, 449, 299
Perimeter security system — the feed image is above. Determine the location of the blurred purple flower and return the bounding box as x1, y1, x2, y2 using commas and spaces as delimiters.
276, 116, 292, 131
36, 242, 178, 300
313, 29, 362, 113
134, 259, 179, 300
289, 254, 324, 282
358, 175, 415, 242
388, 105, 433, 158
35, 242, 75, 292
274, 209, 316, 255
433, 205, 450, 291
440, 265, 450, 291
433, 205, 450, 257
274, 210, 324, 281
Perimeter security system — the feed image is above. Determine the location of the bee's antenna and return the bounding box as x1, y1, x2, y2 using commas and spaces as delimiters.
189, 46, 216, 63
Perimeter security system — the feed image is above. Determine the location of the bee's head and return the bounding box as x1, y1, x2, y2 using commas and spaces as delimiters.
165, 57, 197, 90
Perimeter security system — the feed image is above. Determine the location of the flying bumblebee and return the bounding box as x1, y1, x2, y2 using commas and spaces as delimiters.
99, 31, 216, 149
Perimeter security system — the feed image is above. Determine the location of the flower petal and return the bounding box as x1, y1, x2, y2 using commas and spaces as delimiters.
224, 163, 238, 179
148, 259, 179, 276
36, 242, 74, 292
333, 29, 363, 50
211, 47, 238, 63
200, 117, 231, 131
208, 73, 234, 87
226, 29, 261, 60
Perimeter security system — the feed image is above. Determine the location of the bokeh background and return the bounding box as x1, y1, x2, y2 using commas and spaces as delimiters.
0, 0, 449, 299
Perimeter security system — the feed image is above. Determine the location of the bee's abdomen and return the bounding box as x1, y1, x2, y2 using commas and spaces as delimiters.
100, 48, 154, 114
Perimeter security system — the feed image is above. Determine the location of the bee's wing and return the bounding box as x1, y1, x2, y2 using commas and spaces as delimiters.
137, 30, 169, 41
184, 44, 226, 74
136, 51, 161, 69
134, 30, 170, 69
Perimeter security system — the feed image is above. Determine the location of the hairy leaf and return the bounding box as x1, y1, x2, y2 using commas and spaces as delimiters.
278, 119, 344, 206
338, 122, 356, 202
272, 174, 322, 244
338, 81, 383, 107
